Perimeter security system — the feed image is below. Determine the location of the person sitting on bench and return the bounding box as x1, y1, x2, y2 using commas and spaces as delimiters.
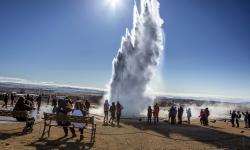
70, 101, 86, 140
57, 97, 74, 137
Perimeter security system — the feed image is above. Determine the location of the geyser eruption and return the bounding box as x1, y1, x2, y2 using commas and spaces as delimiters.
108, 0, 164, 116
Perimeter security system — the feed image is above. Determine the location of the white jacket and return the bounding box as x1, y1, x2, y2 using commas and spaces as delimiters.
70, 109, 85, 128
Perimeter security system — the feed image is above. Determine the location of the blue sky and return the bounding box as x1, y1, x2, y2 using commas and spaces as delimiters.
0, 0, 249, 99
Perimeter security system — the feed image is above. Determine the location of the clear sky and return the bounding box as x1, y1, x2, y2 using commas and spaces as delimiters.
0, 0, 249, 99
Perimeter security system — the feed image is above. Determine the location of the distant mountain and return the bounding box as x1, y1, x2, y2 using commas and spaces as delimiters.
0, 81, 105, 96
155, 95, 250, 104
0, 77, 249, 103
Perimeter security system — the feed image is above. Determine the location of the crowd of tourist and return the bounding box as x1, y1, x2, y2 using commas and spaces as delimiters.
230, 110, 250, 128
103, 100, 123, 126
199, 108, 210, 126
167, 105, 191, 125
147, 103, 160, 124
1, 92, 250, 130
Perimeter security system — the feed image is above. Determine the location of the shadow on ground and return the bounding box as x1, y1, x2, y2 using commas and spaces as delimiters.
25, 137, 94, 150
0, 132, 24, 140
122, 119, 250, 150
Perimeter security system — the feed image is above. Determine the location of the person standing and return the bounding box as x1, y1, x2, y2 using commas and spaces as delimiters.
47, 96, 50, 105
186, 108, 192, 124
52, 97, 58, 113
103, 100, 109, 124
178, 106, 184, 124
173, 106, 177, 124
169, 106, 176, 124
36, 95, 42, 113
109, 102, 116, 125
204, 108, 210, 126
116, 101, 123, 126
2, 93, 9, 108
57, 98, 74, 137
200, 109, 206, 126
248, 113, 250, 128
147, 106, 152, 124
153, 103, 160, 124
236, 111, 241, 128
231, 110, 236, 127
85, 100, 90, 113
11, 93, 15, 107
242, 111, 249, 128
30, 96, 35, 108
26, 94, 31, 101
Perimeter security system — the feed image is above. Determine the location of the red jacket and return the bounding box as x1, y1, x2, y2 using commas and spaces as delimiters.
154, 105, 160, 116
200, 111, 205, 120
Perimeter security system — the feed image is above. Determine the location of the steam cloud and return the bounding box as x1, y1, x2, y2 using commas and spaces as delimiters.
108, 0, 164, 116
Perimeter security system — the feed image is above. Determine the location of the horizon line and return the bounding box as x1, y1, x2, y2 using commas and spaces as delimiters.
0, 76, 249, 102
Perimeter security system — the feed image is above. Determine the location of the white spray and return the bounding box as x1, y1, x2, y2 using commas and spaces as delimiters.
108, 0, 164, 116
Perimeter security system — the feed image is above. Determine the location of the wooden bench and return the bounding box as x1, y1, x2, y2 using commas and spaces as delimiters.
0, 110, 34, 133
41, 112, 96, 143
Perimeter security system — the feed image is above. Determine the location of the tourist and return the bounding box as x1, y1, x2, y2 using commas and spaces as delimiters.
26, 94, 31, 101
248, 112, 250, 128
2, 93, 8, 108
242, 111, 249, 128
169, 106, 176, 124
153, 103, 160, 124
204, 108, 210, 126
70, 101, 86, 140
168, 109, 171, 121
109, 102, 116, 125
177, 106, 184, 124
57, 98, 74, 137
13, 97, 33, 115
147, 106, 152, 124
47, 96, 50, 105
36, 95, 42, 113
11, 93, 15, 106
52, 98, 58, 113
174, 106, 177, 124
85, 100, 90, 112
13, 97, 35, 132
236, 111, 241, 128
199, 109, 205, 126
231, 110, 236, 127
186, 108, 192, 124
103, 100, 110, 124
116, 101, 123, 126
65, 97, 73, 112
30, 95, 34, 108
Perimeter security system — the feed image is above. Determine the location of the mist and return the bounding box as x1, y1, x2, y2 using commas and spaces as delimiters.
159, 103, 244, 120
